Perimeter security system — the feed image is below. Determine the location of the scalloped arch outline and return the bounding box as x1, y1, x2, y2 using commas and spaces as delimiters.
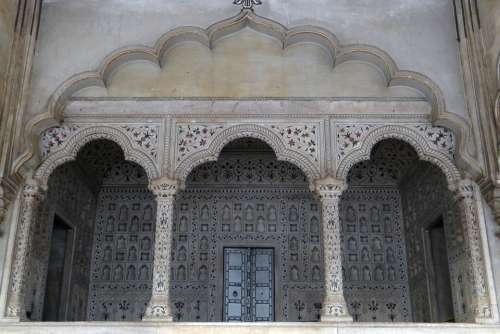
17, 8, 480, 178
174, 123, 320, 189
34, 126, 160, 186
336, 125, 462, 191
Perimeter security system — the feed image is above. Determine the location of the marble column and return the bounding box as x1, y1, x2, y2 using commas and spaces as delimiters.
5, 179, 46, 320
453, 180, 499, 323
315, 177, 352, 322
143, 177, 178, 321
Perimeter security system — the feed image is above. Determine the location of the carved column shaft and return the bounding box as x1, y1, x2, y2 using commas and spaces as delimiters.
5, 180, 45, 320
454, 180, 499, 323
144, 178, 178, 321
316, 178, 352, 322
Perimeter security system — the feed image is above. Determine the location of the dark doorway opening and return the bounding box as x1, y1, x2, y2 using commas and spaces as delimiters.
426, 216, 455, 322
42, 215, 73, 321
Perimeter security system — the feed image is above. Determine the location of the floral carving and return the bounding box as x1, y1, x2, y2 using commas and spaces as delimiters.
315, 178, 352, 321
177, 125, 225, 162
122, 125, 159, 160
144, 178, 178, 321
336, 125, 376, 160
268, 125, 319, 162
40, 125, 81, 159
414, 125, 455, 158
6, 181, 46, 319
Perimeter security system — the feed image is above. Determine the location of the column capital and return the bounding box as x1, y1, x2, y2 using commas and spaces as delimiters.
451, 179, 478, 202
314, 177, 347, 198
22, 178, 47, 201
149, 177, 179, 198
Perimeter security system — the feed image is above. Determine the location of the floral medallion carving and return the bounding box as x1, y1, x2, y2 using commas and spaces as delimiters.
40, 125, 82, 159
268, 124, 319, 162
176, 124, 225, 162
414, 124, 455, 158
122, 125, 160, 160
336, 124, 376, 161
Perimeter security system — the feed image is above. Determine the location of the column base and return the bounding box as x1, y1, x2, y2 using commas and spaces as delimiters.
320, 298, 353, 322
143, 299, 173, 322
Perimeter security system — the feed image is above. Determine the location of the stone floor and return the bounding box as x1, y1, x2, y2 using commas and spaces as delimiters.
1, 322, 500, 334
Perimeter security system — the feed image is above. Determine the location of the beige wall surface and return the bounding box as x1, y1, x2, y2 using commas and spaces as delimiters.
0, 0, 16, 100
29, 0, 465, 117
478, 0, 500, 93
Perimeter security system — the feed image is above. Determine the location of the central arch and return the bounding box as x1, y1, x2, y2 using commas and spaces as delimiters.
174, 124, 321, 188
173, 137, 323, 321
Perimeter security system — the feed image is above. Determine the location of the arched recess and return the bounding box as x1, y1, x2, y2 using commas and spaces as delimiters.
174, 124, 320, 188
15, 8, 480, 180
34, 126, 159, 186
336, 125, 462, 191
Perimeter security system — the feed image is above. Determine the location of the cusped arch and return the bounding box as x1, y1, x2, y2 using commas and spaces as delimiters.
14, 8, 481, 183
34, 126, 159, 186
336, 125, 462, 190
175, 124, 320, 187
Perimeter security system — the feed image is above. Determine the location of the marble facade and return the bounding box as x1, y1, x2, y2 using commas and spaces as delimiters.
0, 1, 500, 332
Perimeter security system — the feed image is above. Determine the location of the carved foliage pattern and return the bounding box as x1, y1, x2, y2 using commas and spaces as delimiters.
87, 186, 156, 321
340, 189, 411, 322
400, 163, 466, 322
171, 189, 322, 321
187, 155, 308, 186
40, 125, 81, 159
122, 125, 160, 160
25, 162, 96, 321
455, 182, 493, 320
6, 182, 45, 319
176, 125, 225, 162
168, 155, 323, 321
268, 125, 318, 162
336, 125, 376, 160
414, 125, 455, 158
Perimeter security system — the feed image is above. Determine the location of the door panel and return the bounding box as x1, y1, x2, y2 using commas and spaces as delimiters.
224, 248, 250, 321
224, 248, 274, 322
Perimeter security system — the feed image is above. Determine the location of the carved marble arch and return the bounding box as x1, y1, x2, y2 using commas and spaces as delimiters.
34, 126, 159, 186
336, 125, 462, 191
174, 124, 320, 189
17, 7, 480, 180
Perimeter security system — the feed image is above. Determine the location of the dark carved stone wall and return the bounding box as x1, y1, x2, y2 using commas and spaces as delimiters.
27, 162, 97, 321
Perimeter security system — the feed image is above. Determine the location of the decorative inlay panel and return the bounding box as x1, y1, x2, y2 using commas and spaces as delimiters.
268, 125, 319, 162
40, 125, 81, 159
176, 124, 225, 162
336, 124, 376, 160
340, 189, 411, 322
346, 139, 418, 187
186, 154, 308, 186
413, 125, 455, 158
26, 162, 96, 321
122, 125, 160, 160
87, 161, 156, 321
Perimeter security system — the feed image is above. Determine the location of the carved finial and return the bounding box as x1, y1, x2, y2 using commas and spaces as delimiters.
233, 0, 262, 10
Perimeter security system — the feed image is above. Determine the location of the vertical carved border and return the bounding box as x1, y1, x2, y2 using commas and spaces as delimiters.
5, 180, 46, 320
315, 177, 352, 322
144, 177, 178, 321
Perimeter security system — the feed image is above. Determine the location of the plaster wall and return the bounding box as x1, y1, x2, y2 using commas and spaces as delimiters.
483, 198, 500, 319
74, 29, 421, 99
0, 0, 16, 103
477, 0, 500, 92
29, 0, 465, 117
